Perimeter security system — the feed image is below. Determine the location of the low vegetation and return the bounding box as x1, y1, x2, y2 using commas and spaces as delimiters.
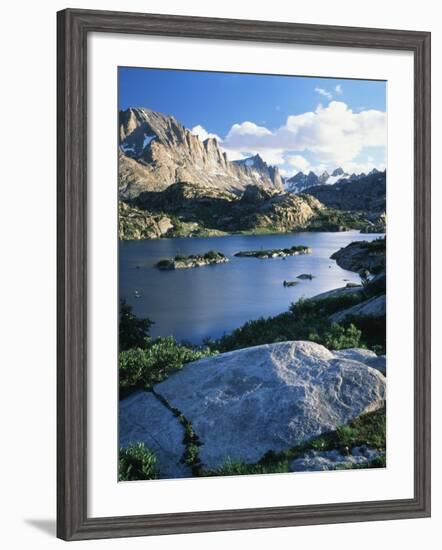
156, 250, 228, 270
119, 300, 154, 351
119, 336, 214, 395
206, 406, 386, 477
118, 443, 160, 481
305, 208, 376, 232
234, 245, 311, 259
119, 301, 214, 396
119, 406, 386, 481
204, 291, 385, 354
205, 294, 367, 353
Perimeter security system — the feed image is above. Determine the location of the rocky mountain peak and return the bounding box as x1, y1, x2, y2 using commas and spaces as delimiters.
319, 171, 330, 184
119, 107, 284, 197
332, 167, 345, 177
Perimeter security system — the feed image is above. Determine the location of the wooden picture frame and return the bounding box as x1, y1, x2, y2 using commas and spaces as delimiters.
57, 8, 431, 541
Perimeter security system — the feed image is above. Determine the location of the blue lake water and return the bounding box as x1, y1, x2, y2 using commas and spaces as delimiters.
119, 231, 384, 344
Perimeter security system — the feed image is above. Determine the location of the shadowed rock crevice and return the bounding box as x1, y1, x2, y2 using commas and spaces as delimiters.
119, 390, 192, 479
150, 388, 203, 476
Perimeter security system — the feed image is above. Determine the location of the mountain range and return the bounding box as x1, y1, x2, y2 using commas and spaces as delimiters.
284, 167, 382, 194
119, 108, 283, 199
118, 107, 386, 239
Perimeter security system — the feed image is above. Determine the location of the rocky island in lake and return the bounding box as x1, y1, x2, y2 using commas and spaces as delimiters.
234, 245, 311, 259
156, 250, 228, 270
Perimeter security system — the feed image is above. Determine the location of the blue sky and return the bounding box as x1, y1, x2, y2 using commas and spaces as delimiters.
119, 67, 386, 177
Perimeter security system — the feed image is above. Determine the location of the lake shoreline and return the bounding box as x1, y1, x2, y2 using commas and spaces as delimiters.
119, 231, 385, 344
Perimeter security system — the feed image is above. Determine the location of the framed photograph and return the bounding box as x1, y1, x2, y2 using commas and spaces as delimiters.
57, 8, 431, 541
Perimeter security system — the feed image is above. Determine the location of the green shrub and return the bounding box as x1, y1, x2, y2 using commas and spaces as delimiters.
314, 323, 363, 350
156, 258, 174, 268
342, 315, 386, 354
119, 443, 160, 481
211, 457, 290, 477
174, 253, 186, 261
290, 294, 364, 317
119, 336, 214, 392
119, 300, 153, 351
207, 295, 365, 353
203, 250, 221, 260
205, 291, 388, 354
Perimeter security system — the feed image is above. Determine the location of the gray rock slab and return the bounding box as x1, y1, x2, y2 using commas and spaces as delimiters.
329, 294, 386, 323
290, 445, 385, 472
333, 348, 386, 376
313, 286, 363, 300
119, 391, 191, 479
154, 341, 386, 470
366, 355, 386, 376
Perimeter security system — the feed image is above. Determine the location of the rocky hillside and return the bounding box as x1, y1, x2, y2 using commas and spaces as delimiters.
124, 181, 325, 238
328, 238, 386, 327
118, 201, 173, 240
305, 170, 386, 213
119, 107, 283, 198
330, 238, 386, 274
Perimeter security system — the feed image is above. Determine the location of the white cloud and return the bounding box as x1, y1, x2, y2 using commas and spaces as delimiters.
315, 87, 333, 100
190, 102, 386, 174
191, 124, 221, 142
225, 121, 273, 141
335, 84, 343, 95
286, 155, 311, 173
220, 101, 386, 167
340, 160, 386, 175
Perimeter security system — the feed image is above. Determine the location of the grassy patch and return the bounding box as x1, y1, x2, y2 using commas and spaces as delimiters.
234, 245, 311, 258
209, 458, 291, 477
206, 294, 367, 353
119, 336, 214, 395
205, 292, 386, 354
205, 406, 386, 477
118, 443, 160, 481
119, 300, 154, 352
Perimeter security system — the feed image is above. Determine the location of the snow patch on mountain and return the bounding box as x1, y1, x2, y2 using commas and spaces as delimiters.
284, 167, 378, 194
143, 134, 155, 149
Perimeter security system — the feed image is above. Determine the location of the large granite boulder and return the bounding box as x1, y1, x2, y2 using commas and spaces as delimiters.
119, 391, 191, 479
154, 341, 386, 469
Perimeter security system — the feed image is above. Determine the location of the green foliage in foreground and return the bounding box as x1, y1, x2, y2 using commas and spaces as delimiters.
345, 314, 386, 355
213, 458, 291, 476
119, 336, 214, 393
207, 406, 386, 477
118, 302, 215, 395
118, 443, 159, 481
206, 294, 367, 353
119, 300, 154, 351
